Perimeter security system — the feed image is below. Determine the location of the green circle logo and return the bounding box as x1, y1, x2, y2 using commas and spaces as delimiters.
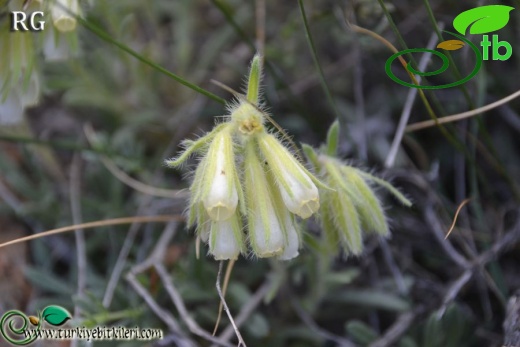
385, 31, 483, 89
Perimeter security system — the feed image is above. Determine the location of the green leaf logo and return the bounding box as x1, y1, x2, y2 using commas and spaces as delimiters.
453, 5, 514, 35
42, 306, 71, 326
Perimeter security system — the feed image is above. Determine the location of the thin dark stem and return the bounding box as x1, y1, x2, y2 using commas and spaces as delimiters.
298, 0, 340, 120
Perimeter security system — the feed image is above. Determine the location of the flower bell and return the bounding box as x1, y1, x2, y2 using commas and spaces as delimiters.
209, 213, 243, 260
51, 0, 81, 32
200, 128, 239, 222
257, 132, 320, 219
244, 142, 285, 257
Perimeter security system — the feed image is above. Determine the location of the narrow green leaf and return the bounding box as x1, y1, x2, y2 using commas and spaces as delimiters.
301, 143, 320, 170
355, 169, 412, 207
329, 289, 411, 311
326, 120, 340, 156
42, 306, 71, 326
319, 195, 341, 253
74, 16, 226, 104
399, 336, 419, 347
334, 190, 363, 254
343, 167, 388, 236
246, 55, 263, 105
424, 314, 444, 347
453, 5, 514, 35
325, 269, 360, 285
244, 314, 270, 338
298, 0, 340, 119
24, 267, 74, 296
165, 123, 228, 167
346, 320, 378, 345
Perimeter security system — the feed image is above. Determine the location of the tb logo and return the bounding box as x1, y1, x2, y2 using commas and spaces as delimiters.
480, 35, 512, 61
386, 5, 514, 89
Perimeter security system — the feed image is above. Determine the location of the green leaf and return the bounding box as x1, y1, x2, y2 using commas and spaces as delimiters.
346, 320, 378, 344
246, 54, 263, 105
399, 336, 418, 347
328, 289, 411, 312
443, 304, 471, 347
325, 269, 360, 285
24, 267, 74, 296
355, 169, 412, 207
244, 313, 270, 338
453, 5, 514, 35
42, 306, 72, 326
301, 143, 320, 170
326, 120, 340, 156
75, 15, 226, 104
342, 167, 388, 236
423, 314, 444, 347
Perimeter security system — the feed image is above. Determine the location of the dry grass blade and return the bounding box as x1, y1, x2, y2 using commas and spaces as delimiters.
216, 261, 247, 347
445, 198, 471, 239
406, 89, 520, 132
213, 259, 236, 335
0, 215, 182, 250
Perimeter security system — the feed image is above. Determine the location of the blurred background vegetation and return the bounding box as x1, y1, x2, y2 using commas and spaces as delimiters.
1, 0, 520, 346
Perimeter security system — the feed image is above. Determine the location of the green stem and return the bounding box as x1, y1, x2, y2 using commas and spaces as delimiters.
298, 0, 340, 119
76, 17, 226, 105
0, 135, 130, 159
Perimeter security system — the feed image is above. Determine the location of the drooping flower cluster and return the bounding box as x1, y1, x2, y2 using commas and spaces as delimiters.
167, 56, 411, 260
167, 55, 321, 260
302, 121, 412, 255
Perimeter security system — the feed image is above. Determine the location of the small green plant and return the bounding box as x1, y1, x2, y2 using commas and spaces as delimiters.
167, 55, 322, 260
167, 55, 411, 260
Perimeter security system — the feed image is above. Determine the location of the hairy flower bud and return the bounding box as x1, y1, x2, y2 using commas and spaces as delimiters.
201, 130, 239, 221
245, 143, 285, 257
257, 133, 319, 219
278, 216, 300, 260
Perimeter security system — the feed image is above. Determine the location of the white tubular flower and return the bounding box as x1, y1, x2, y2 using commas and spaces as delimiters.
209, 213, 243, 260
52, 0, 81, 32
201, 129, 238, 221
266, 171, 300, 260
257, 133, 319, 219
245, 143, 284, 257
278, 216, 300, 260
251, 205, 285, 258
